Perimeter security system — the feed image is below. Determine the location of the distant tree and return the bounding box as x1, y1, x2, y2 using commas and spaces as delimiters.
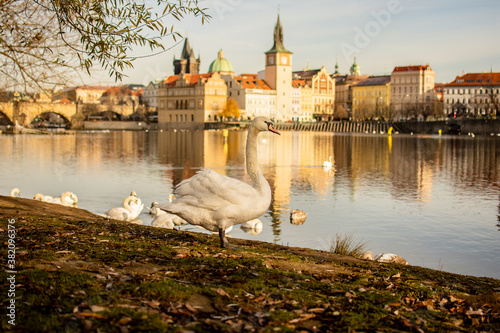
221, 98, 240, 119
487, 87, 500, 117
0, 0, 209, 92
333, 104, 347, 120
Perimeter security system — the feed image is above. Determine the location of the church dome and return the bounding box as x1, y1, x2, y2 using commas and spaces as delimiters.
208, 49, 234, 74
350, 55, 361, 75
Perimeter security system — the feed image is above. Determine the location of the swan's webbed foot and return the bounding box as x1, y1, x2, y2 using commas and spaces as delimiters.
219, 228, 237, 249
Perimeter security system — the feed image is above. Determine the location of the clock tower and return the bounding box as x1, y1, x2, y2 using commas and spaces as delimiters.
265, 13, 292, 121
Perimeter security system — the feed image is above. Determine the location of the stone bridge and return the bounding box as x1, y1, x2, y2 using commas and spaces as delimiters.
0, 102, 135, 128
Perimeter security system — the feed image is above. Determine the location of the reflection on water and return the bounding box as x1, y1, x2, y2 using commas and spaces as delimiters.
1, 131, 499, 278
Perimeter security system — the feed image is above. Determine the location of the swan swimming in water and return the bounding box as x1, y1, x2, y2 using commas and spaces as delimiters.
240, 219, 263, 235
159, 117, 280, 248
149, 194, 175, 215
323, 156, 333, 171
102, 195, 142, 222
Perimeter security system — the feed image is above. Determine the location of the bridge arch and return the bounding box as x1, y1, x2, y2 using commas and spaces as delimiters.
31, 111, 71, 129
0, 110, 13, 126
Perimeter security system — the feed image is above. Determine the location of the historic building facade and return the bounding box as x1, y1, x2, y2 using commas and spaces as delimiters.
352, 75, 391, 121
390, 65, 435, 119
224, 74, 276, 120
442, 72, 500, 117
157, 72, 227, 130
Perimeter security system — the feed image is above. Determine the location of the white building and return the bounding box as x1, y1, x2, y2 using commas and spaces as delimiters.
443, 72, 500, 117
391, 65, 435, 119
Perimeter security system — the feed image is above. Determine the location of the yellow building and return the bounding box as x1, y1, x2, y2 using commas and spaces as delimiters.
158, 72, 228, 130
352, 75, 391, 121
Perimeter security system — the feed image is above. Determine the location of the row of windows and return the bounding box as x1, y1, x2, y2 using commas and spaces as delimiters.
168, 114, 195, 122
445, 88, 500, 95
446, 98, 496, 104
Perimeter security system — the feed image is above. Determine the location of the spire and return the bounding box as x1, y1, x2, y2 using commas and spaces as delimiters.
265, 13, 292, 54
334, 54, 339, 74
181, 38, 193, 60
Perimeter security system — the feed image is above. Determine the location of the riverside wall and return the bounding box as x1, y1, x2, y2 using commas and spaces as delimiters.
272, 119, 500, 135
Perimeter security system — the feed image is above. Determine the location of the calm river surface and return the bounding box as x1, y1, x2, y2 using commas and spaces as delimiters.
1, 130, 499, 279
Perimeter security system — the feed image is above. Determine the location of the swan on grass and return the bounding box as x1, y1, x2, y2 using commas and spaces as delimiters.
10, 188, 21, 197
150, 202, 187, 229
101, 196, 142, 222
33, 192, 78, 207
159, 117, 280, 248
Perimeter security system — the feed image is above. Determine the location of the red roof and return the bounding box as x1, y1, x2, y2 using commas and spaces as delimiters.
392, 65, 432, 73
234, 75, 271, 90
445, 72, 500, 87
163, 73, 213, 88
292, 80, 307, 88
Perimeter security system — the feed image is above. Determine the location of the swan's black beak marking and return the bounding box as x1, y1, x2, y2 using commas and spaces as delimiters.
266, 121, 281, 135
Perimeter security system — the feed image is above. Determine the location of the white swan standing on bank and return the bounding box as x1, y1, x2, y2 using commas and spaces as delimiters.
150, 201, 187, 229
102, 196, 142, 222
159, 117, 280, 248
10, 188, 21, 197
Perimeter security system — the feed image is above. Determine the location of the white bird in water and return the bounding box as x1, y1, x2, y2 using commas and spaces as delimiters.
290, 209, 308, 225
241, 219, 263, 234
159, 117, 281, 248
102, 195, 142, 222
10, 188, 21, 197
149, 194, 175, 215
323, 156, 333, 171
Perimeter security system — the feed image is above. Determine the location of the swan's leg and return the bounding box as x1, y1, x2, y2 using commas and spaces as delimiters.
218, 228, 236, 248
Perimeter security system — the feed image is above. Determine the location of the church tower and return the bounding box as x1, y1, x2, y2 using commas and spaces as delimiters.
265, 13, 292, 121
173, 38, 200, 75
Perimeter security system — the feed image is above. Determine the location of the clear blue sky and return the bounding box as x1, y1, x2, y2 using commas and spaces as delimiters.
95, 0, 500, 87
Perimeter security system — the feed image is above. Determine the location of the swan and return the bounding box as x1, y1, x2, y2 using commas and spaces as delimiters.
149, 194, 175, 215
159, 116, 280, 248
129, 191, 144, 214
150, 202, 187, 229
290, 209, 307, 225
361, 251, 410, 265
102, 196, 142, 222
10, 188, 21, 197
241, 219, 263, 234
323, 156, 333, 171
33, 192, 78, 206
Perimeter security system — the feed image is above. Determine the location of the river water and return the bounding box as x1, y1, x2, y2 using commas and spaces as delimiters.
1, 130, 499, 279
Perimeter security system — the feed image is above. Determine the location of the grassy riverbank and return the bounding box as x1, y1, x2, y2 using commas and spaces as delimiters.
1, 195, 499, 332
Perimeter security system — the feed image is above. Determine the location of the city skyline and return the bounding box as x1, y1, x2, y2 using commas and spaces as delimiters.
88, 0, 499, 87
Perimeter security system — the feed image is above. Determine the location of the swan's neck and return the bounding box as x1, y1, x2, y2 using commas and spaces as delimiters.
246, 127, 267, 192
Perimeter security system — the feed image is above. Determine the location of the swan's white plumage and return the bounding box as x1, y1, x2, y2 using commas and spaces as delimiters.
159, 116, 280, 248
102, 195, 142, 222
150, 202, 186, 228
10, 188, 21, 197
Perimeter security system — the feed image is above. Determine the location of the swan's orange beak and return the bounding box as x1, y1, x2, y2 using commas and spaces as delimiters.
268, 123, 280, 135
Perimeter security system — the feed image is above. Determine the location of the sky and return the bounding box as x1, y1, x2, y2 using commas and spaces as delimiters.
90, 0, 500, 87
